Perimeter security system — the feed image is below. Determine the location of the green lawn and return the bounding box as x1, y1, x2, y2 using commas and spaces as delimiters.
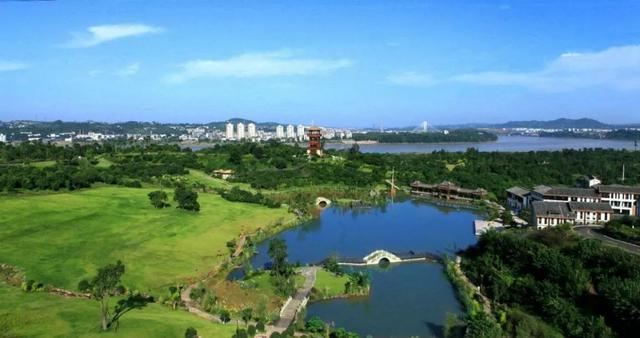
310, 269, 349, 300
0, 282, 235, 338
0, 186, 293, 294
185, 169, 253, 191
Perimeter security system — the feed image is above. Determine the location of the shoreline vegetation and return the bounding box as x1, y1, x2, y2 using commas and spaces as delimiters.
351, 129, 498, 144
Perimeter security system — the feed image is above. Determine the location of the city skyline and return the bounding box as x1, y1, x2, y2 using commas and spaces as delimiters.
1, 1, 640, 126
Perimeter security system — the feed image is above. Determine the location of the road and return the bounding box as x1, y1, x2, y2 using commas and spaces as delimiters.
574, 225, 640, 254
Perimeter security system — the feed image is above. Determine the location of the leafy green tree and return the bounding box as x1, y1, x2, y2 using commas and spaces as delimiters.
241, 307, 253, 326
184, 327, 198, 338
174, 185, 200, 211
148, 190, 169, 208
219, 309, 231, 323
268, 238, 291, 277
77, 260, 126, 331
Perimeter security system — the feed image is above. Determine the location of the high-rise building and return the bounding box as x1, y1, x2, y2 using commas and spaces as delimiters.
0, 133, 6, 143
225, 123, 234, 139
247, 123, 257, 138
276, 125, 285, 139
297, 125, 305, 140
236, 122, 245, 140
286, 124, 295, 139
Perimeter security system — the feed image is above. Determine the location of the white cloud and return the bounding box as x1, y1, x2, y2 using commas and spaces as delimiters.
387, 71, 436, 87
0, 61, 28, 72
62, 24, 163, 48
117, 62, 140, 76
166, 50, 353, 83
451, 44, 640, 91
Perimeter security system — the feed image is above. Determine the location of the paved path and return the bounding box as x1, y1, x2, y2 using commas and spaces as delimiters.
574, 225, 640, 254
259, 266, 319, 337
454, 257, 492, 314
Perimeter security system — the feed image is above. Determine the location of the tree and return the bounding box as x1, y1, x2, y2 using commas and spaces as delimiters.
174, 185, 200, 211
148, 190, 169, 208
268, 238, 291, 277
184, 327, 198, 338
241, 307, 253, 327
502, 210, 514, 225
78, 260, 126, 331
219, 309, 231, 323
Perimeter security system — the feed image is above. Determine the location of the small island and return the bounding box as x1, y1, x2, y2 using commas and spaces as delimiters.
352, 129, 497, 143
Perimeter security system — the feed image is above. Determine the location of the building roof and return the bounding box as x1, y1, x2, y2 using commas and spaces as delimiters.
506, 186, 530, 198
568, 202, 613, 212
532, 185, 551, 195
596, 184, 640, 194
544, 187, 599, 198
532, 201, 574, 218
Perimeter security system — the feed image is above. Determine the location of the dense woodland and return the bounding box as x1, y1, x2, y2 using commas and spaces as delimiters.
1, 141, 639, 203
461, 228, 640, 338
352, 129, 497, 143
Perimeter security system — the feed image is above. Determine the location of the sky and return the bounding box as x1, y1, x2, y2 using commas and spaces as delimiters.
1, 0, 639, 127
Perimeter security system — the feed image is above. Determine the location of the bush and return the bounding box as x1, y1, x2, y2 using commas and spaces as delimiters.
174, 185, 200, 211
184, 327, 198, 338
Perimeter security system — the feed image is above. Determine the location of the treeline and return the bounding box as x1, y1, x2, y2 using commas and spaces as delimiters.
352, 129, 497, 143
219, 187, 281, 208
540, 129, 640, 142
461, 229, 640, 337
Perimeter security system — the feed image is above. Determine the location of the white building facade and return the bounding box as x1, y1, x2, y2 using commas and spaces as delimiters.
236, 122, 245, 140
247, 123, 257, 138
225, 123, 234, 140
286, 124, 295, 139
276, 125, 285, 139
0, 133, 6, 143
297, 125, 305, 140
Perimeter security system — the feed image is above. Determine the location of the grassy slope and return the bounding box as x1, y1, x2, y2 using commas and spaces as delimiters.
0, 282, 235, 338
0, 186, 292, 294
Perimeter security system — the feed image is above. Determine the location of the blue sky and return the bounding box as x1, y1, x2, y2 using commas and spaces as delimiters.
1, 0, 639, 127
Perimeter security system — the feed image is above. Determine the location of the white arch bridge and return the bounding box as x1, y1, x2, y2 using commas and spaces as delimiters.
335, 249, 441, 266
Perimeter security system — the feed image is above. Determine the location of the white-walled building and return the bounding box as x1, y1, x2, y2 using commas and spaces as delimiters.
276, 125, 285, 139
0, 133, 6, 143
225, 123, 234, 140
297, 125, 305, 140
506, 186, 530, 213
286, 124, 295, 139
247, 123, 257, 138
236, 122, 245, 140
597, 185, 640, 216
532, 201, 613, 228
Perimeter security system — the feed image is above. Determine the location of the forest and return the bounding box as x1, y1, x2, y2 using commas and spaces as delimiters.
461, 228, 640, 338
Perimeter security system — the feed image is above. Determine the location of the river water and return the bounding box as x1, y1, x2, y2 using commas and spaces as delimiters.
236, 198, 480, 337
325, 135, 637, 153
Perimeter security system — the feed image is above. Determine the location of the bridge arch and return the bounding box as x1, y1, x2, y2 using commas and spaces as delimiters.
362, 250, 402, 265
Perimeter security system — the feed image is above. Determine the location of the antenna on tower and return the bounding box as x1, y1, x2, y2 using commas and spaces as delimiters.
622, 164, 626, 183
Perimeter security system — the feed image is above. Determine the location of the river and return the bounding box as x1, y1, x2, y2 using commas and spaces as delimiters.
234, 198, 480, 337
325, 135, 637, 153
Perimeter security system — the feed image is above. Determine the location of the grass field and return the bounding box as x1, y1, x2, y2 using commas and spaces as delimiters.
0, 186, 293, 294
0, 282, 235, 338
310, 269, 349, 300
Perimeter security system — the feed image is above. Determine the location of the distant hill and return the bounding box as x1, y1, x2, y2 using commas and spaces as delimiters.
492, 118, 611, 129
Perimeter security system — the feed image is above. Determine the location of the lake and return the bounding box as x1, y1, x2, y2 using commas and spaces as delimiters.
325, 135, 637, 153
235, 198, 480, 337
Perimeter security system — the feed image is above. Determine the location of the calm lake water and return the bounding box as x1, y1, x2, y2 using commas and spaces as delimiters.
325, 135, 637, 153
235, 198, 480, 337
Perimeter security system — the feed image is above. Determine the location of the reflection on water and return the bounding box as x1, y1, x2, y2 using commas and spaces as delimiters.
231, 198, 480, 336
